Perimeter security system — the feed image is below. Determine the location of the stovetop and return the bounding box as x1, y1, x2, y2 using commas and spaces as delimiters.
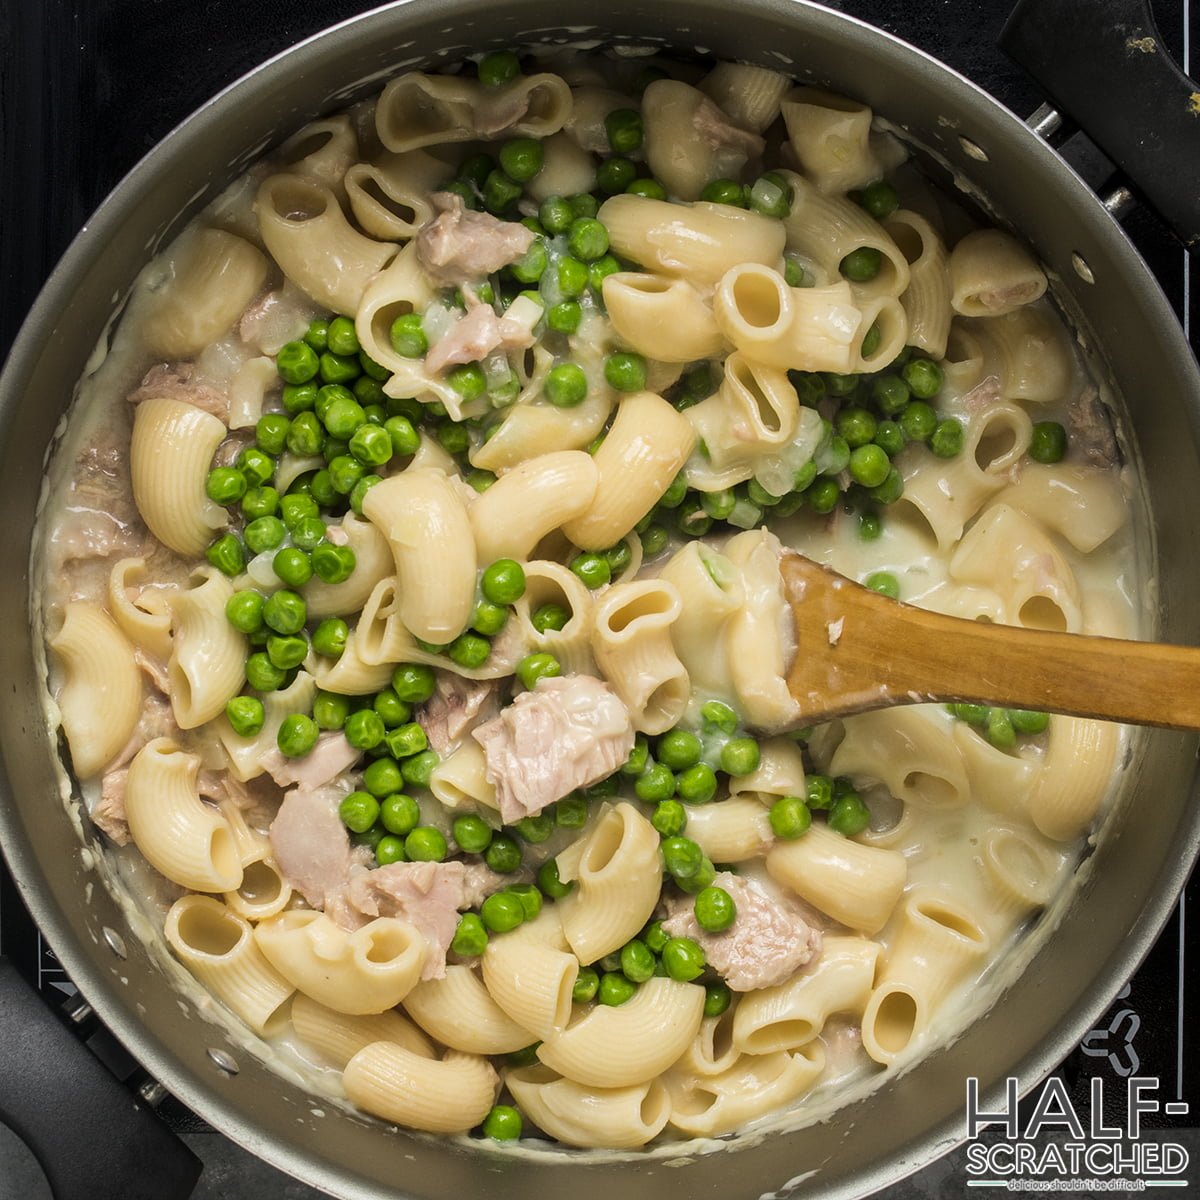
1, 1, 1198, 1197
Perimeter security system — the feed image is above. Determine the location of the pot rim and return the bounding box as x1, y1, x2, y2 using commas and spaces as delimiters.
2, 2, 1198, 1198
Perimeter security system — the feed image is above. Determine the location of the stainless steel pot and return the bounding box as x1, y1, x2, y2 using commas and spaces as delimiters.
1, 1, 1198, 1197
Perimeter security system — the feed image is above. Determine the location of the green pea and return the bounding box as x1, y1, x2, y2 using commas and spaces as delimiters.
677, 763, 718, 805
344, 708, 385, 751
720, 737, 760, 778
439, 179, 478, 211
634, 523, 667, 557
657, 729, 701, 771
635, 762, 676, 803
277, 340, 320, 384
467, 468, 497, 493
309, 469, 337, 507
746, 478, 782, 509
784, 256, 810, 287
836, 407, 877, 449
307, 618, 345, 660
226, 695, 264, 738
384, 721, 428, 760
789, 371, 825, 406
481, 890, 525, 933
299, 320, 327, 353
347, 423, 392, 469
452, 814, 493, 854
405, 826, 448, 862
483, 169, 522, 214
660, 835, 704, 880
1009, 708, 1050, 735
269, 548, 309, 588
319, 350, 361, 386
244, 652, 286, 692
506, 883, 543, 922
872, 373, 911, 415
472, 600, 508, 637
503, 237, 546, 285
819, 433, 851, 475
604, 106, 644, 153
516, 652, 562, 691
266, 633, 308, 670
846, 443, 889, 488
358, 757, 399, 799
748, 171, 793, 219
704, 982, 732, 1018
864, 571, 900, 600
588, 254, 620, 291
604, 351, 646, 394
700, 178, 746, 206
840, 246, 883, 282
651, 799, 687, 837
531, 604, 570, 634
805, 775, 834, 810
278, 713, 318, 757
225, 590, 265, 635
402, 748, 440, 788
392, 663, 436, 703
694, 885, 736, 933
204, 534, 245, 577
480, 558, 525, 606
313, 690, 351, 731
557, 256, 589, 299
568, 216, 610, 262
656, 472, 686, 510
985, 707, 1017, 750
874, 420, 906, 459
484, 833, 521, 874
277, 494, 316, 531
899, 400, 937, 443
385, 313, 425, 360
858, 179, 899, 219
569, 552, 610, 589
447, 632, 490, 670
950, 702, 991, 726
828, 793, 871, 836
769, 796, 812, 839
498, 137, 544, 182
538, 195, 574, 234
323, 455, 361, 495
238, 447, 276, 487
1029, 421, 1067, 464
626, 178, 667, 200
556, 797, 590, 832
339, 791, 380, 834
572, 966, 600, 1003
375, 835, 406, 866
452, 912, 488, 958
902, 356, 943, 399
675, 498, 712, 537
286, 516, 323, 554
258, 590, 303, 637
281, 382, 317, 414
930, 418, 964, 459
540, 299, 580, 335
855, 511, 882, 542
662, 937, 706, 982
478, 50, 520, 87
596, 155, 637, 195
514, 812, 553, 844
598, 972, 637, 1006
354, 377, 386, 408
380, 793, 421, 837
614, 939, 653, 985
859, 321, 883, 361
538, 361, 585, 408
205, 466, 246, 507
870, 466, 904, 505
311, 543, 357, 585
536, 857, 574, 900
241, 484, 280, 522
324, 315, 358, 357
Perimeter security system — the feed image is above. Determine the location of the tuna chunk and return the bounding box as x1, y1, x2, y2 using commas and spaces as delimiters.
473, 676, 635, 824
416, 192, 535, 286
93, 768, 131, 845
268, 786, 352, 909
418, 673, 501, 756
459, 861, 531, 909
662, 871, 822, 991
1066, 386, 1120, 468
258, 732, 360, 791
424, 300, 536, 374
693, 96, 765, 164
128, 362, 228, 422
334, 860, 467, 980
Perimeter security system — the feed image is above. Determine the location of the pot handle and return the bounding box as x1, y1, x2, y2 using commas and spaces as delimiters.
0, 955, 202, 1200
999, 0, 1200, 247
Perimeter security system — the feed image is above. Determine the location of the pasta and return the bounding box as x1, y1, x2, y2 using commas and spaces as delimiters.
36, 44, 1141, 1158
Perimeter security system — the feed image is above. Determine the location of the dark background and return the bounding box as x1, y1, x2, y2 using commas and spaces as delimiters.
0, 1, 1197, 1197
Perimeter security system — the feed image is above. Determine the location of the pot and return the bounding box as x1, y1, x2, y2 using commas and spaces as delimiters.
1, 1, 1198, 1197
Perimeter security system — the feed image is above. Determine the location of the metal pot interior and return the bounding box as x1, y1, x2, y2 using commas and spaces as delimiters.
1, 1, 1198, 1197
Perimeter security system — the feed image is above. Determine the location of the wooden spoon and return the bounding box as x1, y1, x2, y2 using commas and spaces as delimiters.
780, 552, 1200, 731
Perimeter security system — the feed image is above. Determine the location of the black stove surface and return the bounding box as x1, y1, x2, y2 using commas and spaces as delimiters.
1, 1, 1198, 1197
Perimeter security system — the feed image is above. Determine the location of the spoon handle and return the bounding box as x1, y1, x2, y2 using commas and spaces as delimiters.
782, 555, 1200, 730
